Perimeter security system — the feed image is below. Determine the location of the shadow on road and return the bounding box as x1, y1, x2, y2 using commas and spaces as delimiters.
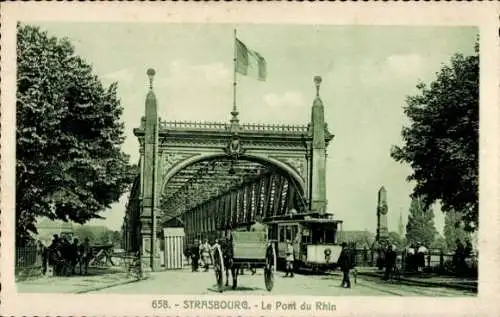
207, 285, 264, 293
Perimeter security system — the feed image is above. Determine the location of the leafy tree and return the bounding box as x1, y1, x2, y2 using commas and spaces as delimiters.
110, 230, 122, 247
443, 210, 469, 251
405, 197, 438, 247
430, 233, 447, 251
93, 226, 113, 244
73, 225, 119, 245
73, 225, 96, 243
16, 24, 135, 244
387, 231, 404, 248
337, 231, 375, 248
391, 42, 479, 231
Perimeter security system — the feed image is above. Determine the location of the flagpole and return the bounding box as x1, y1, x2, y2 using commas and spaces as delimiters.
231, 28, 239, 125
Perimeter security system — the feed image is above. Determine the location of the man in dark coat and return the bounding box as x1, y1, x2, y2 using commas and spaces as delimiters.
190, 240, 200, 272
337, 242, 352, 288
79, 237, 91, 275
383, 244, 397, 281
38, 240, 48, 275
48, 235, 63, 275
70, 238, 80, 275
454, 239, 466, 275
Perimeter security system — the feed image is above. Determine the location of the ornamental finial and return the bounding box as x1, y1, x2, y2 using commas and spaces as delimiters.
314, 76, 322, 98
147, 68, 156, 90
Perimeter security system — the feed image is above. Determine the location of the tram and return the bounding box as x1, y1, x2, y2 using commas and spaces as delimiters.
266, 212, 343, 272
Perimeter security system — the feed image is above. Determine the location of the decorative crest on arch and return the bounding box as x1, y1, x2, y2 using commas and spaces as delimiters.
224, 134, 246, 160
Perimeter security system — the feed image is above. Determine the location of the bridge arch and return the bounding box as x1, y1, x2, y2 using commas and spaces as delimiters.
161, 152, 305, 197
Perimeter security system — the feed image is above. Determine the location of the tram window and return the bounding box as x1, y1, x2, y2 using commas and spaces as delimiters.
268, 225, 278, 240
311, 228, 322, 244
301, 227, 311, 244
291, 226, 298, 242
324, 229, 336, 243
285, 227, 292, 241
279, 227, 285, 242
313, 225, 336, 244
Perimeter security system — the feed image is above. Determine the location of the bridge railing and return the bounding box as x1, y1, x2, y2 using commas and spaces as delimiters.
159, 120, 229, 130
240, 123, 308, 133
153, 119, 309, 134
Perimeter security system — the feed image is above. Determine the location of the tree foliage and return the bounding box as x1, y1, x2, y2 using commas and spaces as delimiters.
387, 231, 404, 248
391, 43, 479, 231
337, 231, 375, 249
443, 210, 470, 252
405, 197, 438, 247
430, 233, 447, 251
73, 225, 122, 246
16, 24, 135, 244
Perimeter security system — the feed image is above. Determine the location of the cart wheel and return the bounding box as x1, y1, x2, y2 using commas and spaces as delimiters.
264, 243, 276, 292
213, 245, 225, 292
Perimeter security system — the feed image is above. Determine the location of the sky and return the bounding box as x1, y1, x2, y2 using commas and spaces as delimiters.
30, 22, 478, 235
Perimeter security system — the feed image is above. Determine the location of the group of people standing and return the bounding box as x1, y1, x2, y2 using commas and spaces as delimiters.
402, 243, 428, 273
185, 239, 212, 272
39, 234, 92, 276
375, 242, 427, 280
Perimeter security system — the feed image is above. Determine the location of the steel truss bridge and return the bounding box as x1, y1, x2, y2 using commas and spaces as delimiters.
122, 71, 334, 271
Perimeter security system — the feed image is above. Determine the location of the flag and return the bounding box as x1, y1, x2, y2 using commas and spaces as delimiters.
235, 38, 267, 81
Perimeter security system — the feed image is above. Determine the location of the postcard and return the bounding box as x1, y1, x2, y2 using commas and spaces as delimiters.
1, 2, 499, 316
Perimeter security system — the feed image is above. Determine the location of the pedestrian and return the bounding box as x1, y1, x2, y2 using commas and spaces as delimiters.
200, 239, 211, 272
211, 238, 220, 252
183, 246, 191, 265
377, 243, 386, 270
395, 247, 403, 278
337, 242, 352, 288
417, 243, 427, 273
37, 240, 48, 275
190, 240, 200, 272
70, 238, 79, 275
250, 214, 266, 232
284, 240, 294, 277
79, 237, 91, 275
454, 239, 465, 275
383, 244, 397, 281
59, 236, 72, 276
48, 234, 61, 276
464, 239, 472, 258
407, 244, 415, 272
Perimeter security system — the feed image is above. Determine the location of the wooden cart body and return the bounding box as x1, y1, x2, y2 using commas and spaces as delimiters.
232, 231, 269, 264
212, 231, 276, 292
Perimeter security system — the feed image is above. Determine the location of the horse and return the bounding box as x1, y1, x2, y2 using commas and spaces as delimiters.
214, 237, 241, 290
78, 240, 92, 275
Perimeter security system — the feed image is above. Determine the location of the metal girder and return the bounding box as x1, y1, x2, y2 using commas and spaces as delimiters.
180, 172, 297, 237
161, 157, 272, 222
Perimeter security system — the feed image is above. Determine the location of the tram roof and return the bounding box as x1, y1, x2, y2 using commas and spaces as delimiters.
264, 212, 343, 224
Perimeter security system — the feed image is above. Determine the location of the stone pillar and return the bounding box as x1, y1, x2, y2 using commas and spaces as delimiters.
310, 76, 327, 214
376, 186, 389, 243
141, 68, 161, 271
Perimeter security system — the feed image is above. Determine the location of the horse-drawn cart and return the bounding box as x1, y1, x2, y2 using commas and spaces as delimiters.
212, 231, 276, 292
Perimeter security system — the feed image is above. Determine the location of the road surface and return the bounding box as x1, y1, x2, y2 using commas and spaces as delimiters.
88, 267, 475, 296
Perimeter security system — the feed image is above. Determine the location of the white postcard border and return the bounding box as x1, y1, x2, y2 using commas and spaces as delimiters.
1, 2, 499, 316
